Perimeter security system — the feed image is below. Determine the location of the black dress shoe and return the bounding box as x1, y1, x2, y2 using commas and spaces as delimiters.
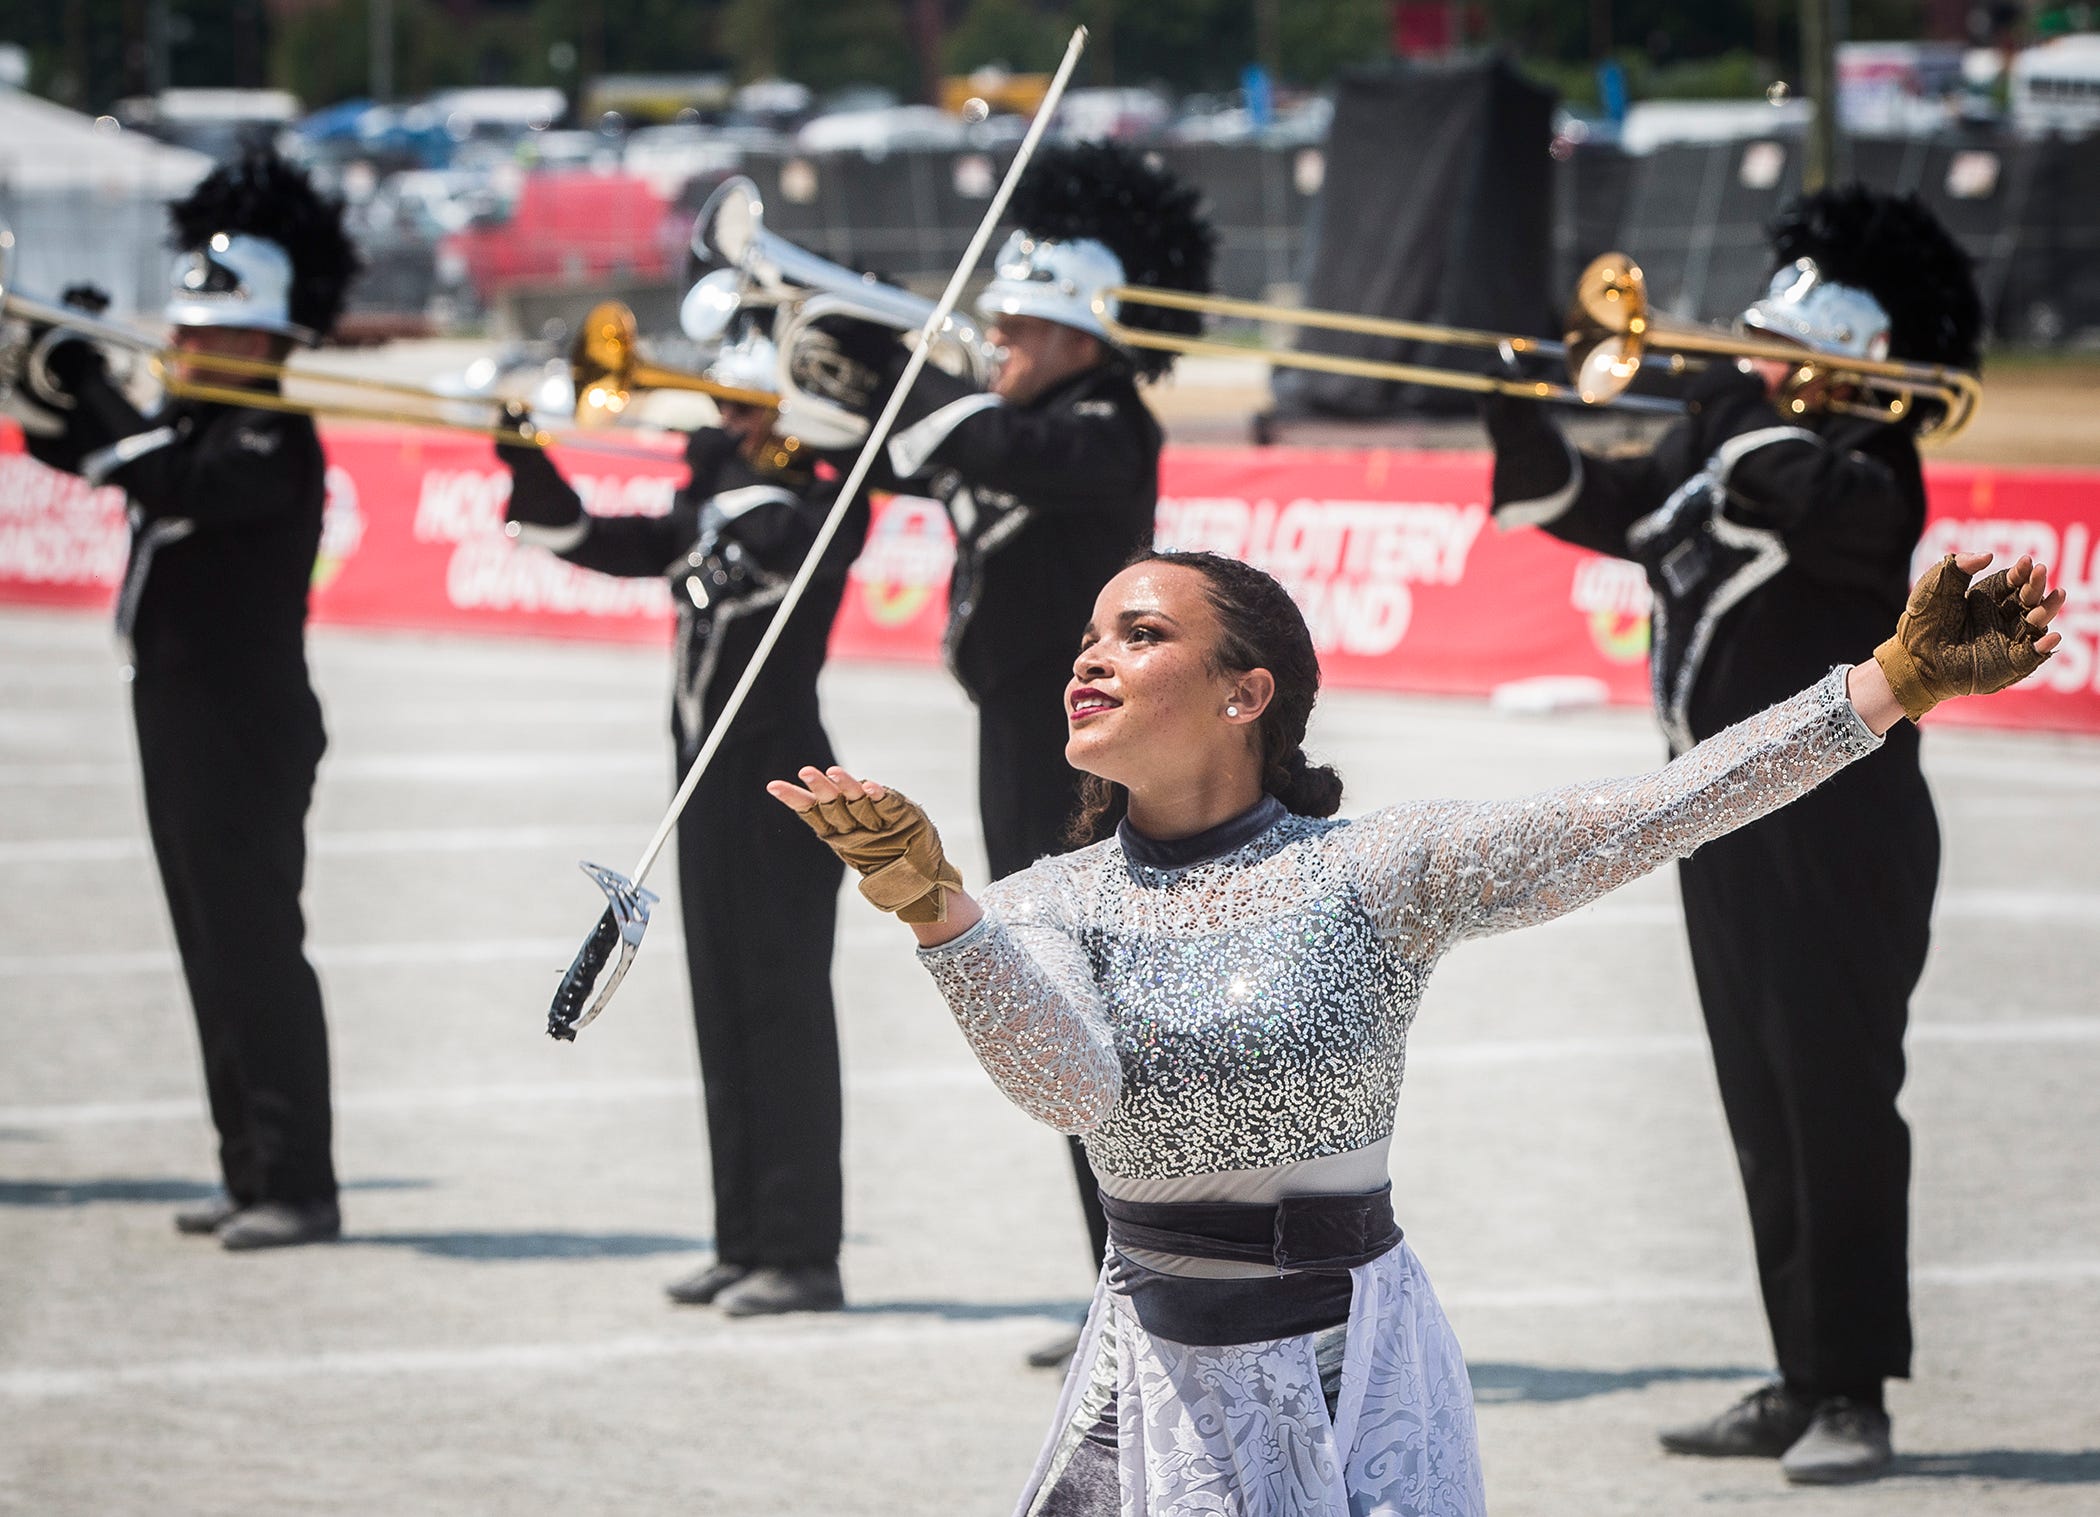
665, 1261, 752, 1305
1782, 1398, 1894, 1484
716, 1263, 845, 1318
173, 1193, 241, 1236
1659, 1382, 1815, 1457
218, 1200, 342, 1252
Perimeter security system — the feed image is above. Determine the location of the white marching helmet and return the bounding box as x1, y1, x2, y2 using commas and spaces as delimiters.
1739, 257, 1892, 363
976, 231, 1126, 342
680, 268, 745, 346
164, 232, 315, 345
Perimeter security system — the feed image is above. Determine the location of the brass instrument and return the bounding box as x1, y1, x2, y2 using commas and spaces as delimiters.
1098, 250, 1982, 439
0, 240, 764, 455
691, 176, 1002, 442
1562, 254, 1981, 436
569, 299, 777, 424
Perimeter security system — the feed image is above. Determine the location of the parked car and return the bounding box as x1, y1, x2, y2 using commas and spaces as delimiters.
796, 104, 969, 156
435, 170, 677, 312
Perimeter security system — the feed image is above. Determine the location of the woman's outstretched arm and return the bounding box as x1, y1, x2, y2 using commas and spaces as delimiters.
768, 766, 1120, 1133
1352, 552, 2064, 960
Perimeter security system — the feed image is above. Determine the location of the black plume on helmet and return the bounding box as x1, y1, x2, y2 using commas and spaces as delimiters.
1006, 141, 1217, 380
1767, 185, 1982, 371
169, 146, 362, 340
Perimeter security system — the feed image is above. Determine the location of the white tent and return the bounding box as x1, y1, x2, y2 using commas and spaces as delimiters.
0, 87, 211, 193
0, 88, 213, 316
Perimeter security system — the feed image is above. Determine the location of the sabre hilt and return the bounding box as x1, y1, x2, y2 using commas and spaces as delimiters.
546, 906, 618, 1042
546, 861, 658, 1041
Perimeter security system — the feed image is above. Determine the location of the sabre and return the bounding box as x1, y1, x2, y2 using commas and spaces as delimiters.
545, 24, 1092, 1040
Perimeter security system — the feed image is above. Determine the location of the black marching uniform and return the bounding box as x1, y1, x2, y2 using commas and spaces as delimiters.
505, 431, 868, 1271
872, 361, 1161, 1264
31, 373, 338, 1212
1487, 361, 1934, 1397
804, 139, 1214, 1287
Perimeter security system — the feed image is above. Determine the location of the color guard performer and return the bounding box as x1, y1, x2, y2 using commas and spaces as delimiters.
1484, 187, 1986, 1482
791, 142, 1216, 1360
16, 148, 360, 1250
767, 543, 2058, 1516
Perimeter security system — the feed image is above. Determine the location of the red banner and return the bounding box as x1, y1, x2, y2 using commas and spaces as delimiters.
3, 424, 2096, 734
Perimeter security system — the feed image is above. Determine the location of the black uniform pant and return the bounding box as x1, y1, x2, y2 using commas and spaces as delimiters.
677, 720, 845, 1268
975, 658, 1108, 1270
133, 671, 335, 1206
1677, 731, 1937, 1394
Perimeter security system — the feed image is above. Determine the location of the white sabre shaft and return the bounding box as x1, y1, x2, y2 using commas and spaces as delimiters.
623, 25, 1091, 888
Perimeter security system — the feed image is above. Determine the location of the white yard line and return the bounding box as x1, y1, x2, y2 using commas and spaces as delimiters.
4, 1020, 2091, 1131
0, 752, 662, 786
3, 1258, 2096, 1403
0, 825, 638, 865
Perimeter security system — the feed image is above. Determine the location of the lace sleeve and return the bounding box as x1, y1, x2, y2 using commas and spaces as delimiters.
1342, 666, 1883, 961
916, 858, 1122, 1134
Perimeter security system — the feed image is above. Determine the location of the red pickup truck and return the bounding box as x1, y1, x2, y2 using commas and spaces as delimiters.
435, 170, 679, 309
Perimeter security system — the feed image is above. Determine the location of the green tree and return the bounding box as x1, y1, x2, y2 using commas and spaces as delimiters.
944, 0, 1068, 75
1080, 0, 1252, 93
1276, 0, 1392, 86
722, 0, 915, 95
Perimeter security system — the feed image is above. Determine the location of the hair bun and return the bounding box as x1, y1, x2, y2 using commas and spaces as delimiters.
1276, 749, 1344, 818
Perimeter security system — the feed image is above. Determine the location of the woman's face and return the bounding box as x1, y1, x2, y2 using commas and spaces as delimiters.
1065, 561, 1264, 785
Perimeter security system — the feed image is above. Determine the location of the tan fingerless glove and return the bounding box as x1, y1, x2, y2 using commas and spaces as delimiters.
792, 786, 963, 924
1873, 553, 2052, 722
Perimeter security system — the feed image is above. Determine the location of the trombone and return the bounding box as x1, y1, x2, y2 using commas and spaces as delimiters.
1099, 250, 1982, 440
0, 235, 773, 454
570, 299, 776, 425
690, 175, 1003, 397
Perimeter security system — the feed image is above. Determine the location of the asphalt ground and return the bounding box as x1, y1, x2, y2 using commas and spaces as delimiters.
1, 607, 2097, 1516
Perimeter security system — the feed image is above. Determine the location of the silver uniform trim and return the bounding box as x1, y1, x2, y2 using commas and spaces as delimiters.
506, 518, 590, 554
81, 426, 180, 489
1492, 439, 1584, 529
672, 577, 789, 742
1628, 463, 1790, 755
114, 513, 197, 666
701, 484, 800, 526
1711, 425, 1821, 489
887, 393, 1002, 478
672, 484, 806, 735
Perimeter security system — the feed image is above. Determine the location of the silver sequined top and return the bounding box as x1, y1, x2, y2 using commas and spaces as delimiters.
919, 668, 1881, 1182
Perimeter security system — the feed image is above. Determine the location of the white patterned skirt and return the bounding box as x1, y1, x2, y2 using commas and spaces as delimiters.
1016, 1241, 1486, 1516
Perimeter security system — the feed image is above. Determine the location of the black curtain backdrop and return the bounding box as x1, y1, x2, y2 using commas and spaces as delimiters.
1273, 55, 1559, 418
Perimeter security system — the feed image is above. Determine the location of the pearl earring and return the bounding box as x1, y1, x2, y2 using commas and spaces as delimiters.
1226, 705, 1239, 717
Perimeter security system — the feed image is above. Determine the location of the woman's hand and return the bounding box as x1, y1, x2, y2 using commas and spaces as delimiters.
1855, 552, 2066, 731
767, 766, 982, 945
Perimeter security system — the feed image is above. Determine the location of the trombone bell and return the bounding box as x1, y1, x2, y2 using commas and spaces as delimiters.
567, 298, 779, 427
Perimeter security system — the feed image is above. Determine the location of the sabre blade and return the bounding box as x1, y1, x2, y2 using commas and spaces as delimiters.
541, 25, 1092, 1037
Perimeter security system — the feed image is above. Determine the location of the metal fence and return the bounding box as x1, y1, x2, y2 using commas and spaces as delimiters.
729, 128, 2100, 347
1559, 131, 2100, 344
725, 142, 1321, 303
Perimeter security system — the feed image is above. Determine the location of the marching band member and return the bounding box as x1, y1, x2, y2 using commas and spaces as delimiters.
769, 544, 2058, 1516
498, 313, 868, 1316
791, 143, 1216, 1359
17, 148, 360, 1250
1484, 187, 1985, 1482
